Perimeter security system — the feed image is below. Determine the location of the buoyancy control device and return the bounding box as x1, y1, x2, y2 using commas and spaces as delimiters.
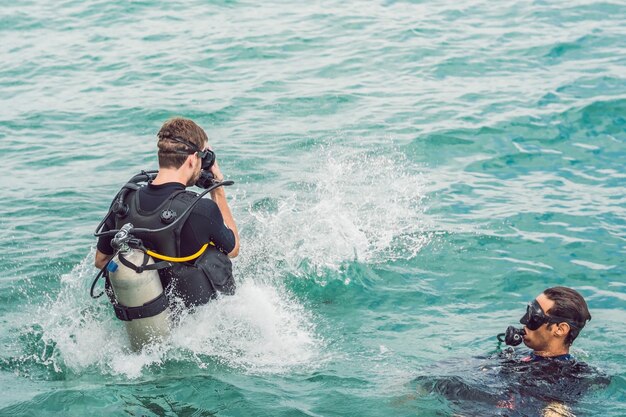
91, 170, 234, 351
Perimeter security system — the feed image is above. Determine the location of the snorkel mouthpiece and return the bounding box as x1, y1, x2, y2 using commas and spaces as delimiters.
504, 326, 526, 346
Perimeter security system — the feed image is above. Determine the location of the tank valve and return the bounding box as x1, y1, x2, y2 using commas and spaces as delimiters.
111, 223, 134, 253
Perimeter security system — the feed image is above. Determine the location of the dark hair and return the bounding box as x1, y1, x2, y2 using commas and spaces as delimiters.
544, 286, 591, 346
156, 117, 208, 169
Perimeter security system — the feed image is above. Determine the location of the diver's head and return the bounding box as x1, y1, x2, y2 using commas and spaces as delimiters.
156, 117, 210, 186
521, 287, 591, 354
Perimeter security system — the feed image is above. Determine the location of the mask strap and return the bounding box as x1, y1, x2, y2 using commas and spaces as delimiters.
165, 136, 200, 153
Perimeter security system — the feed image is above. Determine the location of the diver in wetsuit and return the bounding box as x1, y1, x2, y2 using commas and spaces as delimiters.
494, 287, 604, 413
415, 287, 609, 415
94, 117, 240, 308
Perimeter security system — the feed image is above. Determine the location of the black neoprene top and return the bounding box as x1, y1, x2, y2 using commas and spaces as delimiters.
97, 182, 236, 257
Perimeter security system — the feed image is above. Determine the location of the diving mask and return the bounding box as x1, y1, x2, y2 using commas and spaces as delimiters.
520, 300, 580, 331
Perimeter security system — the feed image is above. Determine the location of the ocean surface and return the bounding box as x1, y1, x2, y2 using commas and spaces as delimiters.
1, 1, 625, 416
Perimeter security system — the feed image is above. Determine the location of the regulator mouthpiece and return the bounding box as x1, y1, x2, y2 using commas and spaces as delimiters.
195, 170, 215, 189
497, 326, 526, 346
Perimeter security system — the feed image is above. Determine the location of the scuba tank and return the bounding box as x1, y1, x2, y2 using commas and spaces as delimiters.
106, 224, 171, 351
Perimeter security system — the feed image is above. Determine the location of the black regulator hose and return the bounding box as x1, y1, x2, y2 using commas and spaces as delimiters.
90, 251, 118, 299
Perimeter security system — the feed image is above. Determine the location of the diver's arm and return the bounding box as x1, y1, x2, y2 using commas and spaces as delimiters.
211, 187, 239, 257
95, 249, 112, 270
95, 212, 115, 269
210, 161, 240, 258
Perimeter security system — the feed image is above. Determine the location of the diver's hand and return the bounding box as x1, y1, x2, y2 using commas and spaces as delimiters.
210, 159, 224, 182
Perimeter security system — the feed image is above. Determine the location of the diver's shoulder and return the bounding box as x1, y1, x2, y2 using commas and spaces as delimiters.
183, 192, 219, 216
567, 359, 610, 381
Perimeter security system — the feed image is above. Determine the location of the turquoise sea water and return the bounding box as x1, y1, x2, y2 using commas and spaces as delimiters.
1, 1, 625, 415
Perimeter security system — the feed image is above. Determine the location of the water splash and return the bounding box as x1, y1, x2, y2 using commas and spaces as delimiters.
29, 252, 322, 379
171, 282, 319, 373
239, 143, 432, 281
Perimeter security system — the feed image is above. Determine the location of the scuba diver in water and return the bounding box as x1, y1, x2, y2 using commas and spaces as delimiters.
92, 117, 240, 349
493, 286, 604, 414
414, 287, 609, 416
500, 286, 591, 361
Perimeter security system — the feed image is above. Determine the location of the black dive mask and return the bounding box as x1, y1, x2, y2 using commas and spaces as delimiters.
519, 299, 580, 331
197, 148, 216, 171
167, 136, 216, 170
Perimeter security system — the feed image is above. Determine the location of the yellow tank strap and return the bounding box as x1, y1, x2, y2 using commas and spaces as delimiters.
146, 242, 215, 263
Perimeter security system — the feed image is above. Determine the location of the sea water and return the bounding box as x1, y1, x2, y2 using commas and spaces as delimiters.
0, 1, 624, 416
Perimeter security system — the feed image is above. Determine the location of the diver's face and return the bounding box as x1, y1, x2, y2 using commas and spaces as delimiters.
521, 293, 555, 351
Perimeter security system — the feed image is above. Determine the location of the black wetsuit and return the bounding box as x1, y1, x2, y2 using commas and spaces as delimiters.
414, 350, 610, 416
97, 182, 236, 257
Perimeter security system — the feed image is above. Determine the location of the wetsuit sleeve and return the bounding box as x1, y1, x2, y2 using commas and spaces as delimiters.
96, 212, 116, 255
187, 199, 236, 254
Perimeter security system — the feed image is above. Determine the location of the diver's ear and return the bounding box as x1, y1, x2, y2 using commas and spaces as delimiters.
554, 322, 570, 339
186, 153, 197, 168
